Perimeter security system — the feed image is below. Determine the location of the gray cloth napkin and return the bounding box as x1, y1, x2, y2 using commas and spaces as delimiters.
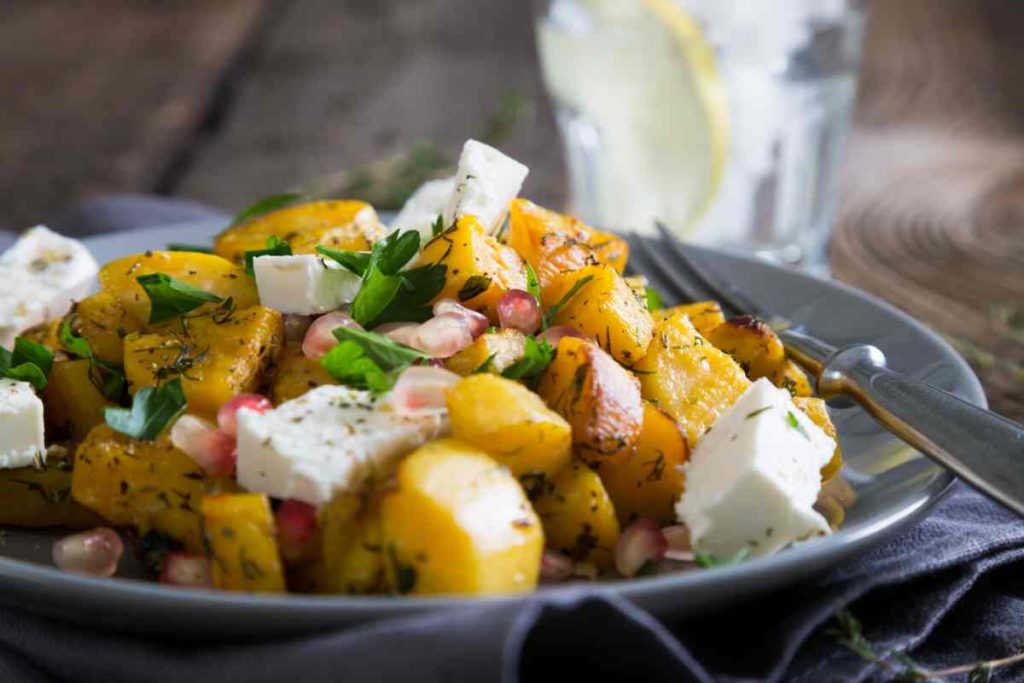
1, 195, 1021, 682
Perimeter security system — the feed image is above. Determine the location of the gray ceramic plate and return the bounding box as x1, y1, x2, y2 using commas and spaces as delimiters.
0, 220, 982, 637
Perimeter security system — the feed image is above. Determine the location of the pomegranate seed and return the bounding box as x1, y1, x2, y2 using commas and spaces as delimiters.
497, 290, 541, 335
615, 518, 668, 577
283, 314, 313, 342
171, 416, 237, 477
539, 550, 574, 582
537, 325, 587, 347
170, 414, 215, 458
433, 298, 489, 338
374, 321, 420, 347
388, 365, 461, 415
159, 552, 213, 588
52, 527, 123, 577
217, 393, 273, 437
275, 499, 320, 564
661, 524, 693, 561
302, 311, 362, 360
408, 313, 474, 358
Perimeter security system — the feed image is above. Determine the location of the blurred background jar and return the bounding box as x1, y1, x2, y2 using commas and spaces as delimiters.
534, 0, 867, 271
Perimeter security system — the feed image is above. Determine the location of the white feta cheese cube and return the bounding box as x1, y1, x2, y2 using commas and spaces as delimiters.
442, 139, 529, 234
235, 385, 448, 505
390, 176, 457, 241
253, 254, 361, 315
0, 379, 46, 469
676, 378, 835, 558
0, 279, 53, 349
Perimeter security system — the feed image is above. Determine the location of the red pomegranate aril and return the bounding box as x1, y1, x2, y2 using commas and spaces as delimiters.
283, 314, 313, 342
409, 313, 474, 358
537, 325, 587, 347
433, 298, 489, 338
661, 524, 693, 561
374, 321, 420, 347
389, 365, 461, 415
497, 290, 541, 335
198, 429, 238, 477
170, 414, 215, 459
539, 550, 574, 582
276, 499, 320, 564
217, 394, 273, 437
302, 311, 362, 360
52, 527, 123, 577
159, 552, 213, 588
615, 518, 668, 577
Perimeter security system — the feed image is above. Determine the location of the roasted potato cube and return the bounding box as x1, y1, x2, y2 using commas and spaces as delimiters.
771, 359, 813, 397
706, 314, 786, 380
67, 291, 135, 364
632, 312, 749, 445
444, 329, 527, 376
42, 359, 115, 440
0, 446, 101, 528
99, 250, 259, 326
654, 300, 726, 338
417, 215, 527, 320
533, 460, 620, 570
72, 425, 231, 550
214, 200, 386, 264
536, 337, 643, 461
270, 342, 337, 404
315, 493, 389, 594
380, 438, 543, 595
201, 493, 286, 593
124, 305, 283, 420
507, 199, 628, 297
598, 402, 690, 525
794, 396, 843, 483
546, 264, 653, 365
447, 374, 572, 483
18, 319, 62, 350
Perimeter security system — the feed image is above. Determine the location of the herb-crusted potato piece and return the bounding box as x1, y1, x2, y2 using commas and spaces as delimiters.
270, 342, 337, 405
533, 460, 620, 570
654, 300, 726, 338
417, 215, 527, 320
72, 425, 231, 551
214, 200, 386, 264
315, 493, 389, 594
536, 337, 643, 462
771, 359, 813, 397
632, 312, 749, 445
507, 199, 628, 299
447, 374, 572, 483
18, 319, 62, 351
380, 438, 543, 595
124, 305, 283, 420
444, 329, 527, 376
67, 291, 134, 364
0, 447, 101, 528
42, 358, 115, 440
546, 264, 653, 365
99, 251, 259, 326
598, 402, 690, 525
201, 493, 286, 593
706, 314, 786, 380
794, 397, 843, 483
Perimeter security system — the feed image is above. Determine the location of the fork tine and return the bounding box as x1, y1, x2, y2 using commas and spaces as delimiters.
627, 233, 711, 305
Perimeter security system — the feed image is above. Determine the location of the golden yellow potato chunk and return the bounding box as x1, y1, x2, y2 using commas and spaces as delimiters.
270, 342, 337, 404
771, 359, 813, 397
201, 493, 286, 593
214, 200, 386, 264
380, 438, 543, 595
67, 291, 135, 364
444, 329, 527, 376
315, 493, 389, 595
632, 311, 749, 446
0, 447, 101, 529
533, 460, 620, 570
654, 300, 726, 338
706, 314, 786, 380
447, 374, 572, 483
42, 358, 115, 441
794, 396, 843, 484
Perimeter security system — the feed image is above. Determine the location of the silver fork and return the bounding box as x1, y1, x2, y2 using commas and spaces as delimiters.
629, 226, 1024, 516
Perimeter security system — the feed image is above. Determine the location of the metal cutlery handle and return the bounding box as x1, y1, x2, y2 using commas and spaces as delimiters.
782, 329, 1024, 515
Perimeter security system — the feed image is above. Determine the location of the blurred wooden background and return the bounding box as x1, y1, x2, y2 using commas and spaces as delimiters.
0, 0, 1020, 419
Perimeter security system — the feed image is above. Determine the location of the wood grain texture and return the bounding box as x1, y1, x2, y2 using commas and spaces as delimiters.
833, 0, 1024, 419
0, 0, 267, 230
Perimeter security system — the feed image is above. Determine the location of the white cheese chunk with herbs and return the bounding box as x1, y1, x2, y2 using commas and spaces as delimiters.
441, 139, 529, 234
676, 378, 835, 558
235, 385, 448, 506
390, 176, 457, 240
0, 379, 46, 469
253, 254, 361, 315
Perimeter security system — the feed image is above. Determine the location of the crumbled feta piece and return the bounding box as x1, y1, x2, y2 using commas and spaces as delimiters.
390, 176, 457, 240
0, 379, 46, 469
442, 140, 529, 234
253, 254, 361, 315
235, 385, 448, 505
676, 378, 835, 558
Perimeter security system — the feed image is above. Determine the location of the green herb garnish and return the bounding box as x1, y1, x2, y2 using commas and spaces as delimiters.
525, 262, 541, 302
694, 547, 750, 568
243, 235, 292, 275
320, 327, 429, 394
457, 275, 492, 302
166, 243, 215, 254
316, 245, 371, 276
645, 286, 663, 312
430, 215, 445, 238
786, 411, 811, 440
59, 318, 126, 402
104, 378, 187, 440
502, 337, 555, 385
473, 353, 497, 374
349, 230, 421, 325
136, 273, 224, 324
0, 338, 54, 390
746, 406, 771, 419
541, 274, 594, 329
230, 192, 305, 227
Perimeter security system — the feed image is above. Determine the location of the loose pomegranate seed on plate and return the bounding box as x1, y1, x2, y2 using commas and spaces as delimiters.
52, 527, 123, 577
302, 311, 362, 360
615, 518, 668, 577
497, 290, 541, 334
159, 552, 213, 588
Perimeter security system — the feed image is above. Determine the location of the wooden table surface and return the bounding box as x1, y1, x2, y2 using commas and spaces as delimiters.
1, 0, 1020, 419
